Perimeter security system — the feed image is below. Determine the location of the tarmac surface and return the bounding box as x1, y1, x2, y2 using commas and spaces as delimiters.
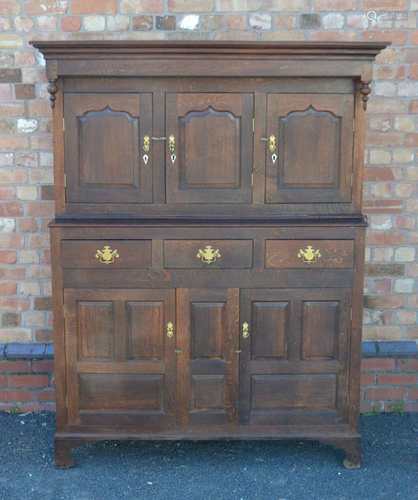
0, 412, 416, 500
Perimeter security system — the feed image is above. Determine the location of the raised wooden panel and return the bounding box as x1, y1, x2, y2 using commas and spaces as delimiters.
64, 93, 153, 204
177, 289, 239, 426
265, 240, 354, 269
61, 240, 152, 269
266, 94, 354, 204
191, 375, 224, 410
166, 93, 253, 204
191, 302, 225, 359
64, 288, 176, 427
79, 373, 163, 411
251, 374, 337, 410
126, 301, 164, 360
79, 108, 139, 186
251, 301, 288, 359
78, 301, 114, 360
164, 239, 253, 269
179, 107, 240, 189
302, 301, 339, 360
280, 107, 340, 187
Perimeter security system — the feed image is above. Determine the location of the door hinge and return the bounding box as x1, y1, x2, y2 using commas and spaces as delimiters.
64, 173, 67, 188
62, 117, 65, 132
252, 117, 255, 133
350, 307, 353, 321
251, 172, 254, 186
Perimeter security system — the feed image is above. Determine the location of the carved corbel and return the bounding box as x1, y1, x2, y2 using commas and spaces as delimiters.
358, 80, 371, 111
46, 60, 58, 109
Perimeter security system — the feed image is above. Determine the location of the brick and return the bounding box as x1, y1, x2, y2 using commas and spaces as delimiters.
132, 15, 153, 30
0, 390, 35, 401
61, 16, 81, 31
394, 247, 415, 262
0, 251, 16, 264
362, 358, 396, 371
37, 389, 55, 401
361, 373, 375, 385
37, 15, 57, 30
378, 374, 417, 385
73, 0, 116, 13
362, 0, 407, 11
14, 16, 34, 32
0, 69, 21, 83
34, 297, 52, 311
300, 13, 321, 29
407, 388, 418, 400
315, 0, 356, 9
365, 264, 404, 277
24, 0, 67, 14
107, 14, 130, 30
0, 0, 20, 14
168, 0, 213, 11
0, 361, 30, 373
7, 375, 49, 388
365, 387, 406, 400
83, 15, 106, 31
120, 0, 163, 14
322, 13, 344, 30
249, 13, 271, 30
0, 203, 22, 217
0, 328, 31, 342
394, 278, 414, 293
1, 312, 19, 327
35, 329, 53, 342
14, 84, 35, 100
156, 15, 176, 30
31, 360, 53, 372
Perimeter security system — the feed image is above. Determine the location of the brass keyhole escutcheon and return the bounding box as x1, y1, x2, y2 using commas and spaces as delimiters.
196, 245, 221, 264
242, 321, 250, 339
95, 245, 119, 265
142, 134, 150, 165
166, 321, 174, 338
297, 245, 322, 264
168, 135, 176, 164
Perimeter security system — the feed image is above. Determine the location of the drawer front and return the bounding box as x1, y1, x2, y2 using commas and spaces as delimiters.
61, 240, 152, 269
164, 240, 253, 269
265, 240, 354, 269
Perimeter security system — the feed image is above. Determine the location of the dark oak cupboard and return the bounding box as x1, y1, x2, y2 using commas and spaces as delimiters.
31, 40, 387, 468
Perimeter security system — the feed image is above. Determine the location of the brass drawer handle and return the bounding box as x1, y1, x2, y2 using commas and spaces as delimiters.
168, 134, 176, 164
142, 134, 150, 165
166, 321, 174, 338
95, 245, 119, 265
297, 245, 322, 264
196, 245, 221, 264
242, 322, 250, 339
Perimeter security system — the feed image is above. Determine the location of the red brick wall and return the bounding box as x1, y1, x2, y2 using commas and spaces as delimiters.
0, 2, 417, 411
0, 357, 416, 413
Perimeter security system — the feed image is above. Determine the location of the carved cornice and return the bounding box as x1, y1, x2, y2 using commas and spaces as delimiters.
359, 80, 371, 111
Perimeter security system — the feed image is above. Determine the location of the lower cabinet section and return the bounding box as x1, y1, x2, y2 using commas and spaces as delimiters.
63, 287, 350, 430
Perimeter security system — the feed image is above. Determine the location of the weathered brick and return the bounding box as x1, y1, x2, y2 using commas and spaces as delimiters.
249, 13, 271, 30
0, 361, 30, 373
83, 16, 106, 31
361, 358, 396, 371
73, 0, 116, 14
168, 0, 213, 11
156, 15, 176, 30
32, 360, 54, 373
366, 387, 407, 400
120, 0, 163, 14
1, 312, 19, 327
132, 15, 153, 30
378, 374, 417, 385
7, 375, 49, 388
365, 264, 404, 277
24, 0, 68, 14
34, 297, 52, 311
300, 13, 321, 29
61, 16, 81, 32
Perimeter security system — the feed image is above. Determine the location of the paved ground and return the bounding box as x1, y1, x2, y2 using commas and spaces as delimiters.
0, 412, 416, 500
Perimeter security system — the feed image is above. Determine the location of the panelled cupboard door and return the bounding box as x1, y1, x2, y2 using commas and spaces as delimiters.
239, 289, 351, 426
64, 94, 153, 204
265, 94, 354, 204
176, 289, 239, 426
63, 289, 176, 428
166, 93, 253, 204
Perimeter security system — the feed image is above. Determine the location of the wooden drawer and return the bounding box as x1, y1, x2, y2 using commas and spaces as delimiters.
163, 240, 253, 269
61, 240, 152, 269
265, 240, 354, 269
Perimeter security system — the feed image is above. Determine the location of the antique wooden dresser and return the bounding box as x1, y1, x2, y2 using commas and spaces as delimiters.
32, 41, 387, 468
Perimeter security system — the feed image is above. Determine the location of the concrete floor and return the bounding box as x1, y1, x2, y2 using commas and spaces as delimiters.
0, 412, 417, 500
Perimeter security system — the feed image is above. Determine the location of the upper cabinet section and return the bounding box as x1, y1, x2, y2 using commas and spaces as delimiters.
31, 41, 388, 219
